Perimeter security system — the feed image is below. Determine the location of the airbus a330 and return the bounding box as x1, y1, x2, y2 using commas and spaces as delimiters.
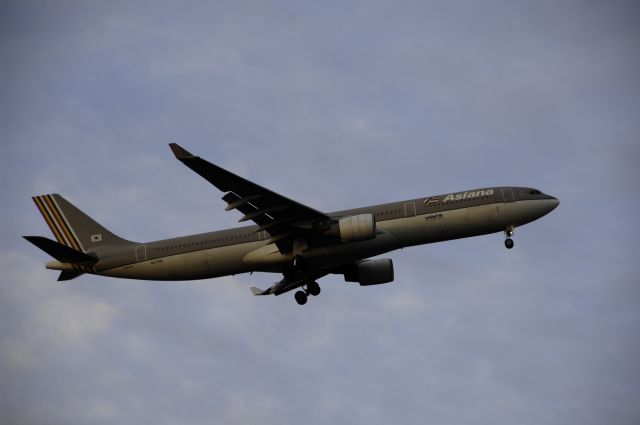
24, 144, 559, 305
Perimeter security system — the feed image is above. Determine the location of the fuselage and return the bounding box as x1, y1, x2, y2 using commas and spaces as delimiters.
75, 186, 558, 281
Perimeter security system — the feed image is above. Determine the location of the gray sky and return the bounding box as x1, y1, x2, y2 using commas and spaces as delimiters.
2, 1, 639, 424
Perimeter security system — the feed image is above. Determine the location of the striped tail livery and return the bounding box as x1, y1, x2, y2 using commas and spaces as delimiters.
24, 194, 133, 281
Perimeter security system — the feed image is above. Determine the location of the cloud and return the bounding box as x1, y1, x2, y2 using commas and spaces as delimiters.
33, 295, 115, 345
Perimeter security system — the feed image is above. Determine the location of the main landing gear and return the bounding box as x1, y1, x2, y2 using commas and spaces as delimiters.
504, 226, 515, 249
287, 255, 322, 305
294, 281, 321, 305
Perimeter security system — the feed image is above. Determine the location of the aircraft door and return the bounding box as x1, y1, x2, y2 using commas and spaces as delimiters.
501, 188, 515, 203
135, 244, 147, 261
404, 202, 416, 217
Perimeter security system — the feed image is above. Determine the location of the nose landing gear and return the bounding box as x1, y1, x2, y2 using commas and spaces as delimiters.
287, 256, 321, 305
504, 226, 515, 249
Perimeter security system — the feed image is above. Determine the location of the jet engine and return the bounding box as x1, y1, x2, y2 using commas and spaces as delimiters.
344, 258, 394, 286
326, 214, 376, 242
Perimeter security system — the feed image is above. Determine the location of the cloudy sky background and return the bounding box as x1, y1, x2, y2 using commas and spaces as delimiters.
2, 1, 639, 424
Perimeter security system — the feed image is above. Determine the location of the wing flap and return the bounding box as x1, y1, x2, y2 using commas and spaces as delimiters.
224, 194, 264, 211
222, 192, 273, 226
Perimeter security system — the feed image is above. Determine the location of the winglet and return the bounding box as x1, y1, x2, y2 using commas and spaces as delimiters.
169, 143, 195, 160
250, 286, 270, 296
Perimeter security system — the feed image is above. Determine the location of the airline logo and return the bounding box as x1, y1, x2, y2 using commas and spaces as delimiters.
443, 189, 494, 202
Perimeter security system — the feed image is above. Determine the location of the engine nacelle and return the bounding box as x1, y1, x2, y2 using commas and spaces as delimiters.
344, 258, 394, 286
327, 214, 376, 242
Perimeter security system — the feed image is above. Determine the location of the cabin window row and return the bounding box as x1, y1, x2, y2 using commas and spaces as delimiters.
376, 210, 402, 217
157, 234, 255, 250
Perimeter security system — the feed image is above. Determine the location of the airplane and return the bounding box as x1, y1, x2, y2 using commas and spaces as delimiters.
24, 143, 559, 305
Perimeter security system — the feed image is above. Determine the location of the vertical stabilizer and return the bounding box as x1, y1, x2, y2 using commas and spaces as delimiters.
32, 194, 135, 252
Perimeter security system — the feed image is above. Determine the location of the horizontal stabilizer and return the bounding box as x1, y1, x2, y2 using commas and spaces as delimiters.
58, 270, 83, 281
23, 236, 97, 263
250, 286, 271, 296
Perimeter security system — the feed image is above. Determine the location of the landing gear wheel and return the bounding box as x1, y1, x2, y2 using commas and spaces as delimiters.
504, 226, 515, 249
294, 290, 308, 305
307, 281, 321, 296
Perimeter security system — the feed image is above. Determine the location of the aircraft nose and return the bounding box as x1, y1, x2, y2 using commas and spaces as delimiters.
547, 196, 560, 212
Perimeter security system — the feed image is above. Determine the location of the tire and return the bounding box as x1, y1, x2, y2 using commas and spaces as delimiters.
294, 290, 308, 305
307, 281, 321, 296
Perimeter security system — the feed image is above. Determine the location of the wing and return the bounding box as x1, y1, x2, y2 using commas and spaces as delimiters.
169, 144, 331, 241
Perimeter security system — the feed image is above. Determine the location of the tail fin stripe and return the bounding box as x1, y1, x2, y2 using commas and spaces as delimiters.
51, 195, 85, 252
33, 196, 67, 246
42, 195, 79, 251
45, 194, 84, 252
32, 193, 134, 254
36, 195, 73, 248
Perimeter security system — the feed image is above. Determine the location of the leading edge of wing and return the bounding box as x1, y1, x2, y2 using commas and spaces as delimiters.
168, 143, 330, 231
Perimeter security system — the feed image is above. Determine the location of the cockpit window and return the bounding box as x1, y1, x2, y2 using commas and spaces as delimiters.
529, 190, 541, 195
